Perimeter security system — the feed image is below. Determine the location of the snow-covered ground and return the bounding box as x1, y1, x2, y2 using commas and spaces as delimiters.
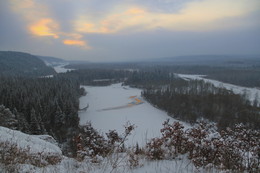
177, 74, 260, 105
54, 64, 74, 73
0, 124, 200, 173
79, 83, 189, 147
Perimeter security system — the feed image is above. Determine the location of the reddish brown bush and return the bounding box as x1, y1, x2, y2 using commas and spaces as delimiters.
145, 120, 260, 172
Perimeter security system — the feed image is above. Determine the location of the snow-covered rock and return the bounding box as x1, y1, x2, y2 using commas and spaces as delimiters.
0, 126, 61, 155
0, 126, 62, 172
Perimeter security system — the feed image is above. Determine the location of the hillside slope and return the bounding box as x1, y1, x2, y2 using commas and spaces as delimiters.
37, 55, 66, 66
0, 51, 56, 76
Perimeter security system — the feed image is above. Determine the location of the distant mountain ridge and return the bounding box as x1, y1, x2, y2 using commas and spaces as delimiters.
148, 55, 260, 66
0, 51, 56, 77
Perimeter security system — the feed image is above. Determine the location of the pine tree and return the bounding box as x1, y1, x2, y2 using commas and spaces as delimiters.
30, 108, 41, 134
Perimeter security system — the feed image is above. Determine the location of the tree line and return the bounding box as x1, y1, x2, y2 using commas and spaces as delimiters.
123, 69, 260, 130
142, 78, 260, 130
59, 69, 132, 86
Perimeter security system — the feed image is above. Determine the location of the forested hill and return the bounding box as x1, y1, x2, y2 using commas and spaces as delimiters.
0, 51, 56, 77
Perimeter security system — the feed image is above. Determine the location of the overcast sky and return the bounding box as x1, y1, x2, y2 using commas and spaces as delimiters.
0, 0, 259, 62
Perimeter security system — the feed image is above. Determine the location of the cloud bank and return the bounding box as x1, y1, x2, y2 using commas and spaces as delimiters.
0, 0, 259, 61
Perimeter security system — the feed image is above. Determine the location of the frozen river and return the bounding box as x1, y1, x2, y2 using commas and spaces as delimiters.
78, 83, 187, 146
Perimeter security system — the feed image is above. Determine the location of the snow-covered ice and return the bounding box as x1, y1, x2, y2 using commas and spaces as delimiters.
79, 83, 189, 147
177, 74, 260, 105
54, 64, 74, 73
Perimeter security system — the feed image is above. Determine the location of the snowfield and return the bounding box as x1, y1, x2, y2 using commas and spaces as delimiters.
177, 74, 260, 105
79, 83, 189, 147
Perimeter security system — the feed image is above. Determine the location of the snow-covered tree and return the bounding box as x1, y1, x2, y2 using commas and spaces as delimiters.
0, 105, 18, 130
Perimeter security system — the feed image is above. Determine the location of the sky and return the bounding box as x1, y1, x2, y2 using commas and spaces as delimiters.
0, 0, 260, 62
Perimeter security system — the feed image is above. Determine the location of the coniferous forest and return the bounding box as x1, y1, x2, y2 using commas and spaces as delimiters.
0, 76, 85, 155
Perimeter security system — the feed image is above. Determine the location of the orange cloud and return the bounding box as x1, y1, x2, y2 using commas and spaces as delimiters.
9, 1, 61, 38
63, 39, 91, 49
9, 0, 93, 50
29, 18, 59, 38
63, 39, 85, 46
